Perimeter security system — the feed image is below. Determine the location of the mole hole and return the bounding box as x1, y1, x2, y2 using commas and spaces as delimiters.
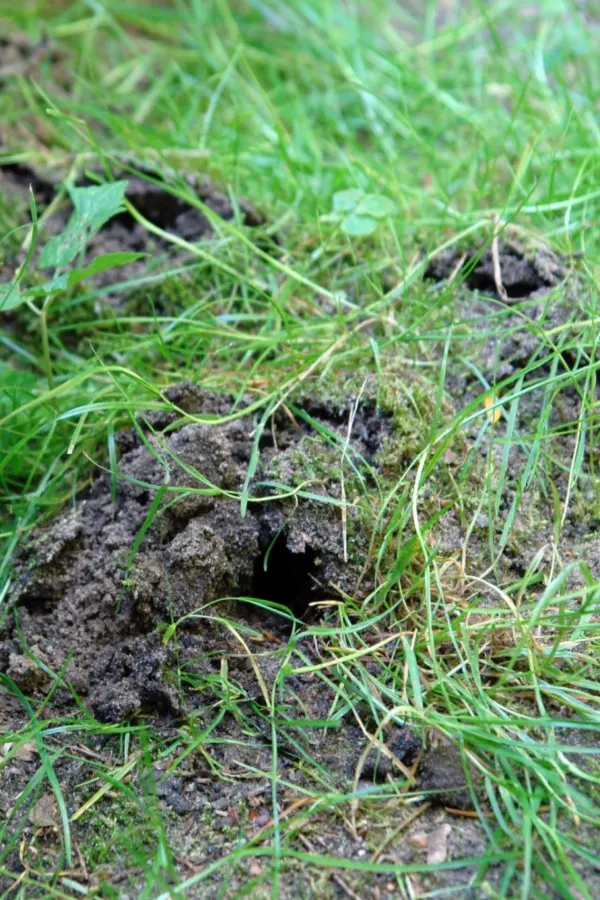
252, 534, 319, 620
465, 269, 540, 299
20, 595, 54, 615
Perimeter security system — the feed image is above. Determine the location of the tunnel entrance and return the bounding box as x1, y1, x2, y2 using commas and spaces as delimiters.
252, 533, 320, 619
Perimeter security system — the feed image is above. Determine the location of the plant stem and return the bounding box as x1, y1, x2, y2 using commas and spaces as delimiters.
41, 301, 54, 392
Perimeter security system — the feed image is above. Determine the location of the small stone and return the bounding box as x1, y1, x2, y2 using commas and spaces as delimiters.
407, 830, 428, 849
30, 793, 58, 828
6, 654, 49, 692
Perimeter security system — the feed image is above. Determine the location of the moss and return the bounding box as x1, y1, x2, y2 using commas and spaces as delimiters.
119, 268, 199, 318
573, 482, 600, 533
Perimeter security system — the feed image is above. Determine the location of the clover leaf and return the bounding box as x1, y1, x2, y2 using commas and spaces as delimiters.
331, 189, 396, 237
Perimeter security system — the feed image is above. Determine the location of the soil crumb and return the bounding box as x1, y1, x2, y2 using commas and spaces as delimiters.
417, 744, 482, 811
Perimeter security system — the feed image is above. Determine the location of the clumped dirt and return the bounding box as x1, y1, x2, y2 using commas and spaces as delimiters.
424, 240, 600, 609
2, 242, 596, 895
0, 162, 267, 300
425, 240, 577, 416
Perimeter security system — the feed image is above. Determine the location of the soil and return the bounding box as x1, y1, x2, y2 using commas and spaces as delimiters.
1, 381, 376, 720
0, 373, 501, 897
422, 241, 574, 419
2, 243, 599, 897
0, 30, 67, 82
424, 241, 600, 592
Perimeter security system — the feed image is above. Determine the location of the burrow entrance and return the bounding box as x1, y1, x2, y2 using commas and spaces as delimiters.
252, 533, 321, 620
424, 242, 565, 299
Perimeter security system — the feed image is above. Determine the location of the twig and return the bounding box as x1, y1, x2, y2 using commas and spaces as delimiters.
448, 252, 467, 285
370, 801, 431, 863
74, 841, 89, 882
247, 796, 314, 845
340, 379, 367, 563
298, 834, 362, 900
492, 217, 509, 303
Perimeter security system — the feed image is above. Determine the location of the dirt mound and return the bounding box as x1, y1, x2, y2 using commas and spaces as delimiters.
0, 163, 267, 296
1, 381, 391, 723
424, 239, 576, 396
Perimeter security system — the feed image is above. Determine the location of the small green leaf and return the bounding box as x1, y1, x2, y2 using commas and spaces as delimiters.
39, 181, 129, 269
341, 213, 377, 236
70, 180, 128, 232
0, 282, 24, 312
39, 221, 87, 269
32, 274, 69, 295
332, 188, 365, 213
358, 193, 396, 218
66, 252, 146, 287
162, 623, 177, 645
31, 252, 146, 297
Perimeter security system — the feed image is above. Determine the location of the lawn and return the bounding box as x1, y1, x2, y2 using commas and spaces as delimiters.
1, 1, 600, 897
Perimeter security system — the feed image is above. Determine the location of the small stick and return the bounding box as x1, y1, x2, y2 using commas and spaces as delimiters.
492, 217, 509, 303
340, 379, 367, 562
448, 252, 467, 285
370, 801, 431, 863
298, 834, 362, 900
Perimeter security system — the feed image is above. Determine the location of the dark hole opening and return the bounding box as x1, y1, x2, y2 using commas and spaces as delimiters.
20, 594, 55, 615
464, 266, 542, 299
252, 533, 320, 620
425, 250, 546, 299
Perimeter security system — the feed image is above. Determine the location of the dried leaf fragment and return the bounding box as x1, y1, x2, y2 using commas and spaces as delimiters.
15, 742, 38, 761
484, 394, 502, 424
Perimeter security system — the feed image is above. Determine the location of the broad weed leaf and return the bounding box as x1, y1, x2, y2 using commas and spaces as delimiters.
333, 188, 366, 213
39, 221, 87, 269
66, 251, 146, 287
0, 281, 24, 311
70, 181, 128, 232
39, 181, 128, 269
341, 213, 377, 236
31, 252, 146, 297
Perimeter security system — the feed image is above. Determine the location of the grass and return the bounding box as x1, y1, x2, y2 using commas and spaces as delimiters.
1, 0, 600, 897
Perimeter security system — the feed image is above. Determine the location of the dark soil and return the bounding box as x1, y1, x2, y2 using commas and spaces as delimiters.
2, 244, 598, 897
427, 240, 575, 412
0, 162, 56, 207
424, 239, 566, 300
424, 242, 600, 580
